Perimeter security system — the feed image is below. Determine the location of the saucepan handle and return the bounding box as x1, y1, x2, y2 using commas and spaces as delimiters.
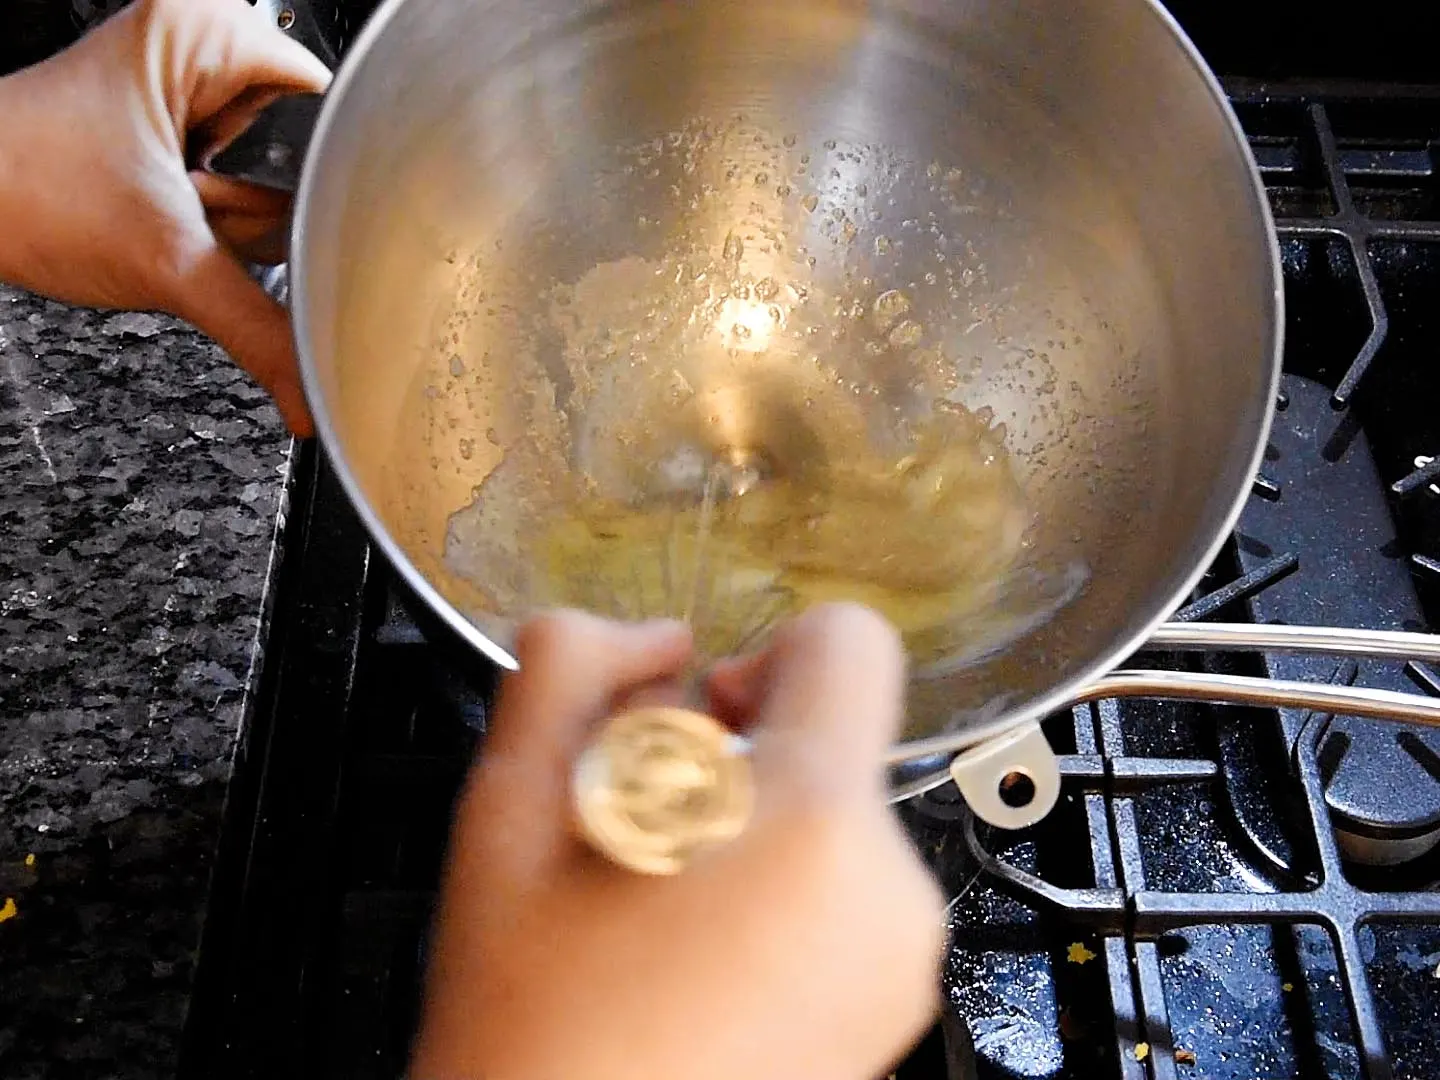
1077, 668, 1440, 725
574, 625, 1440, 874
1145, 620, 1440, 662
187, 91, 323, 195
186, 0, 332, 191
885, 644, 1440, 834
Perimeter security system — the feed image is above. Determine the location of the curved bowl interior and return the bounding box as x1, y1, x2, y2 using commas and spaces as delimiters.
293, 0, 1280, 749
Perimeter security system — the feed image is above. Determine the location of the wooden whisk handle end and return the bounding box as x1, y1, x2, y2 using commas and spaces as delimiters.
572, 706, 754, 875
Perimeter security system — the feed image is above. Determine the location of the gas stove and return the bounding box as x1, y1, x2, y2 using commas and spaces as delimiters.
180, 8, 1440, 1080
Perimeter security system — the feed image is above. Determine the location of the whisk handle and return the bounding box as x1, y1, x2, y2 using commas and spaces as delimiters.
572, 706, 754, 874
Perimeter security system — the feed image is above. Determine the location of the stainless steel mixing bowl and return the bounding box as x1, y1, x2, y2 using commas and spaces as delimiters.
272, 0, 1281, 758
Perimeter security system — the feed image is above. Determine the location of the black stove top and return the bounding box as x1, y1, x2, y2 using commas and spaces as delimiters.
180, 10, 1440, 1080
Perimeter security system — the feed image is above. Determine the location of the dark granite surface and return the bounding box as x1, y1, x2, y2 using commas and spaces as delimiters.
0, 285, 290, 1078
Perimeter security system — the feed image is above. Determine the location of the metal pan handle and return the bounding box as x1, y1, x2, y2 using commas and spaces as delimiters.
186, 91, 322, 195
1102, 620, 1440, 725
886, 622, 1440, 829
185, 0, 331, 193
1145, 620, 1440, 663
898, 621, 1440, 767
1077, 668, 1440, 726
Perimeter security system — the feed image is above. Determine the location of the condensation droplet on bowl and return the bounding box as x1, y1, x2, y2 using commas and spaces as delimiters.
888, 319, 924, 348
873, 288, 911, 328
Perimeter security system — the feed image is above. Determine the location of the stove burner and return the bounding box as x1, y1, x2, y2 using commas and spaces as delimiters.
181, 79, 1440, 1080
905, 777, 970, 825
1238, 376, 1440, 864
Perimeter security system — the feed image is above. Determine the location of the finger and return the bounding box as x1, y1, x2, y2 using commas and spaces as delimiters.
201, 206, 290, 266
163, 245, 313, 436
747, 603, 907, 799
190, 171, 292, 218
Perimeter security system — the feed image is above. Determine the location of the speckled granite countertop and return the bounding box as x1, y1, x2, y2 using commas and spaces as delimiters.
0, 285, 291, 1079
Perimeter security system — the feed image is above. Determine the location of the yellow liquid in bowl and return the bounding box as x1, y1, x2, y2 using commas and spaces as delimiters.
535, 403, 1041, 665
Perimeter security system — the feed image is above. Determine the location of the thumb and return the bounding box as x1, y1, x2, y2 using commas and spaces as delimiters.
154, 0, 333, 129
166, 245, 313, 436
747, 603, 907, 802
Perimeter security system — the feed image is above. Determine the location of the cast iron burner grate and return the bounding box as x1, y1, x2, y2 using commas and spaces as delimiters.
181, 84, 1440, 1080
900, 87, 1440, 1080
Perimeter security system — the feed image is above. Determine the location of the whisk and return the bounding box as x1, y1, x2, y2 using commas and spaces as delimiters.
561, 449, 1086, 874
556, 453, 800, 665
563, 453, 793, 876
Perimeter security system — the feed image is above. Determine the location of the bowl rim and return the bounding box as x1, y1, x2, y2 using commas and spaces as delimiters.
288, 0, 1285, 764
